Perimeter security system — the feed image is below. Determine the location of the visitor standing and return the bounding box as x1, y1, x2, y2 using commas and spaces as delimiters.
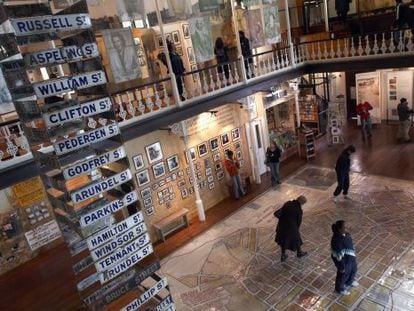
356, 101, 373, 140
239, 31, 253, 78
335, 0, 351, 24
214, 37, 231, 81
331, 220, 359, 296
393, 0, 414, 36
266, 141, 282, 186
397, 98, 413, 142
333, 145, 356, 202
224, 150, 245, 199
274, 195, 308, 262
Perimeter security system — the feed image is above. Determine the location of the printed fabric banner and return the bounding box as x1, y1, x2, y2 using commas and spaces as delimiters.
264, 6, 281, 44
102, 28, 141, 83
189, 17, 215, 62
246, 9, 265, 48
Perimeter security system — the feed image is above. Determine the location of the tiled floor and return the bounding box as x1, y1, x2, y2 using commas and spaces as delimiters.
160, 166, 414, 310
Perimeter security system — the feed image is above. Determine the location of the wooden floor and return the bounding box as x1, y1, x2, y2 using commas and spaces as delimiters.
1, 121, 413, 311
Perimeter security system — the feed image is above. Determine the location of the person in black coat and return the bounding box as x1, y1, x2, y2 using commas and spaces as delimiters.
333, 145, 355, 202
331, 220, 359, 295
274, 195, 308, 262
393, 0, 414, 36
239, 31, 253, 78
335, 0, 352, 23
214, 37, 231, 80
266, 141, 282, 185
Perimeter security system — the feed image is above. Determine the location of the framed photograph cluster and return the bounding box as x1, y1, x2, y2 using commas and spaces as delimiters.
157, 186, 175, 206
140, 187, 155, 216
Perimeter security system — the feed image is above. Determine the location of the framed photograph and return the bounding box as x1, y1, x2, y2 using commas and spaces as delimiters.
190, 64, 198, 82
197, 142, 208, 157
194, 163, 201, 171
176, 46, 183, 56
189, 186, 194, 194
187, 47, 195, 63
167, 155, 180, 172
221, 133, 230, 146
141, 187, 151, 198
136, 169, 150, 187
172, 173, 177, 180
144, 197, 152, 207
178, 170, 184, 177
234, 142, 241, 150
145, 205, 155, 216
204, 158, 210, 168
165, 33, 172, 43
232, 128, 241, 141
213, 153, 221, 162
157, 191, 163, 199
152, 162, 166, 179
240, 160, 244, 167
169, 186, 174, 193
209, 182, 215, 190
158, 180, 165, 187
236, 150, 242, 160
185, 148, 196, 163
162, 188, 169, 196
181, 188, 188, 199
172, 31, 180, 44
207, 175, 214, 183
203, 180, 208, 188
152, 183, 159, 191
177, 180, 186, 188
189, 176, 194, 184
209, 137, 219, 152
53, 0, 72, 9
145, 141, 163, 164
217, 170, 224, 180
133, 154, 144, 170
224, 148, 230, 158
205, 168, 212, 176
196, 172, 202, 180
166, 176, 172, 183
215, 162, 222, 171
182, 24, 190, 38
156, 35, 164, 48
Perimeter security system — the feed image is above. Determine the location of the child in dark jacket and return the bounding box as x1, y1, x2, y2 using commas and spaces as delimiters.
331, 220, 359, 295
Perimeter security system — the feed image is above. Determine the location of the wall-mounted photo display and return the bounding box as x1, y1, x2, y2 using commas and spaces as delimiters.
234, 142, 241, 150
146, 141, 163, 164
177, 180, 186, 188
209, 137, 219, 152
144, 197, 152, 207
166, 155, 180, 172
182, 24, 190, 38
207, 175, 214, 183
172, 31, 180, 44
204, 158, 210, 168
152, 162, 166, 179
136, 169, 150, 187
197, 142, 208, 157
209, 182, 215, 190
152, 183, 159, 191
181, 188, 188, 199
236, 150, 243, 160
232, 128, 241, 141
141, 187, 151, 198
158, 180, 165, 187
185, 147, 197, 163
213, 153, 221, 162
221, 133, 230, 146
217, 170, 224, 180
205, 168, 212, 176
145, 205, 155, 216
215, 162, 222, 171
178, 170, 184, 177
133, 154, 144, 170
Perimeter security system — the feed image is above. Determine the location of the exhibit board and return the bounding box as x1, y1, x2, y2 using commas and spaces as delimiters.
386, 71, 413, 121
355, 72, 382, 124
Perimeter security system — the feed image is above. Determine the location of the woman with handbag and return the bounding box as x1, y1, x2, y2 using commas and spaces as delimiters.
266, 141, 282, 186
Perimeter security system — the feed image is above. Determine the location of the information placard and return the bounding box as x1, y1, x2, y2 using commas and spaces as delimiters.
24, 220, 62, 251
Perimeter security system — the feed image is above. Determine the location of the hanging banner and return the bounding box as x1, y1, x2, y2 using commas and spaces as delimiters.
34, 70, 106, 98
99, 243, 153, 284
91, 222, 147, 261
24, 43, 99, 67
189, 17, 214, 62
24, 220, 62, 251
54, 123, 119, 156
87, 212, 144, 250
264, 6, 281, 44
246, 9, 265, 48
95, 233, 151, 272
120, 277, 168, 311
71, 169, 132, 204
45, 96, 112, 127
79, 190, 138, 227
10, 14, 92, 36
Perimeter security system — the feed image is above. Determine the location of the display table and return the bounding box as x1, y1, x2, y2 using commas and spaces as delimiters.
153, 208, 190, 242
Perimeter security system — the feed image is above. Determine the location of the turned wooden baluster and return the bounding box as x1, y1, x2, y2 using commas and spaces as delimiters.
380, 32, 387, 54
144, 86, 154, 111
365, 35, 371, 55
126, 92, 136, 117
373, 34, 379, 55
153, 84, 162, 109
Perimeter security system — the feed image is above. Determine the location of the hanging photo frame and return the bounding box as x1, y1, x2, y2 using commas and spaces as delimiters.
197, 142, 208, 157
145, 141, 163, 164
209, 137, 219, 152
221, 133, 230, 146
231, 128, 241, 141
136, 169, 150, 187
152, 162, 166, 179
132, 154, 144, 170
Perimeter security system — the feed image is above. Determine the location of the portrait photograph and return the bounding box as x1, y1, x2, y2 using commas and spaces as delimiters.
157, 191, 163, 199
187, 47, 195, 63
236, 150, 243, 160
209, 137, 219, 152
143, 197, 152, 207
145, 205, 155, 216
182, 24, 190, 38
217, 170, 224, 180
208, 182, 215, 190
207, 175, 214, 183
185, 147, 197, 163
152, 162, 166, 179
178, 170, 184, 177
156, 35, 164, 48
189, 16, 215, 62
166, 176, 172, 183
140, 187, 151, 198
145, 141, 163, 164
197, 142, 208, 157
213, 153, 221, 162
234, 142, 241, 149
177, 180, 186, 188
158, 180, 165, 187
181, 188, 188, 199
102, 28, 141, 83
205, 168, 212, 176
232, 128, 241, 141
172, 31, 180, 44
136, 169, 150, 187
133, 154, 144, 171
204, 158, 210, 168
152, 183, 159, 191
215, 162, 222, 171
221, 133, 230, 146
172, 173, 177, 180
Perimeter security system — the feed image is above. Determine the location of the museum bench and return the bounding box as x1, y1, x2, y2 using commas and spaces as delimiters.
153, 208, 190, 242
